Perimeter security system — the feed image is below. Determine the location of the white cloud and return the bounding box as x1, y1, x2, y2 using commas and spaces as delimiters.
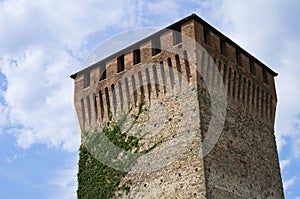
1, 0, 299, 197
0, 48, 81, 151
0, 0, 140, 55
49, 155, 78, 199
280, 158, 291, 171
0, 0, 146, 152
198, 1, 300, 155
0, 0, 194, 152
283, 176, 296, 191
5, 153, 26, 163
294, 139, 300, 158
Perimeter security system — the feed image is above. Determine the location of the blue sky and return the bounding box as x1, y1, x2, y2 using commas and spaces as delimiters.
0, 0, 299, 198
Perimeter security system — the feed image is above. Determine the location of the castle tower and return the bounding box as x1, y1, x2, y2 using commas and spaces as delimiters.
71, 14, 284, 198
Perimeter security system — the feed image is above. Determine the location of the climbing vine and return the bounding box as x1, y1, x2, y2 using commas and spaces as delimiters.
77, 101, 159, 198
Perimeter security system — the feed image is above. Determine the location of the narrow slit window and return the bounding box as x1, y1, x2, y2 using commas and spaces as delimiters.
145, 68, 151, 101
87, 96, 91, 125
133, 49, 141, 65
111, 84, 117, 114
152, 36, 161, 56
105, 87, 111, 116
173, 25, 182, 45
183, 50, 190, 82
236, 49, 242, 66
262, 68, 269, 85
99, 64, 106, 81
203, 26, 210, 45
117, 55, 125, 73
93, 93, 98, 121
249, 59, 256, 76
220, 38, 227, 56
175, 54, 182, 87
84, 71, 90, 88
81, 99, 85, 128
99, 90, 104, 121
168, 58, 174, 91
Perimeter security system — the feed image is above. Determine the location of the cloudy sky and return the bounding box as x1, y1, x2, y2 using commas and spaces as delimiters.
0, 0, 299, 198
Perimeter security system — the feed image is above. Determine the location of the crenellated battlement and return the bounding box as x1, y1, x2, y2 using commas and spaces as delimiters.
72, 14, 277, 131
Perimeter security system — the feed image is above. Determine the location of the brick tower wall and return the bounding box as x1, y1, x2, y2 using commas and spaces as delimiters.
193, 20, 284, 198
72, 15, 284, 199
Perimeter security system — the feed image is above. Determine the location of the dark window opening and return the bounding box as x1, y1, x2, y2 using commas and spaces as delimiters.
173, 25, 182, 45
133, 49, 141, 65
262, 68, 269, 85
175, 54, 182, 88
105, 87, 111, 116
87, 96, 91, 125
99, 90, 104, 121
93, 93, 98, 121
99, 64, 106, 81
81, 99, 85, 128
203, 26, 210, 45
236, 49, 242, 66
145, 68, 151, 101
111, 84, 117, 114
168, 58, 174, 91
117, 55, 125, 73
220, 38, 227, 56
152, 36, 161, 56
83, 71, 90, 88
249, 59, 256, 76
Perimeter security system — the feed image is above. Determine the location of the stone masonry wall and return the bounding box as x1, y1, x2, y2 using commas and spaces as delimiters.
193, 20, 284, 198
72, 15, 284, 198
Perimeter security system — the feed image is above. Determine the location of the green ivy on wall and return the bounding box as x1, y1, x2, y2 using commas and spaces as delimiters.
77, 101, 159, 198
